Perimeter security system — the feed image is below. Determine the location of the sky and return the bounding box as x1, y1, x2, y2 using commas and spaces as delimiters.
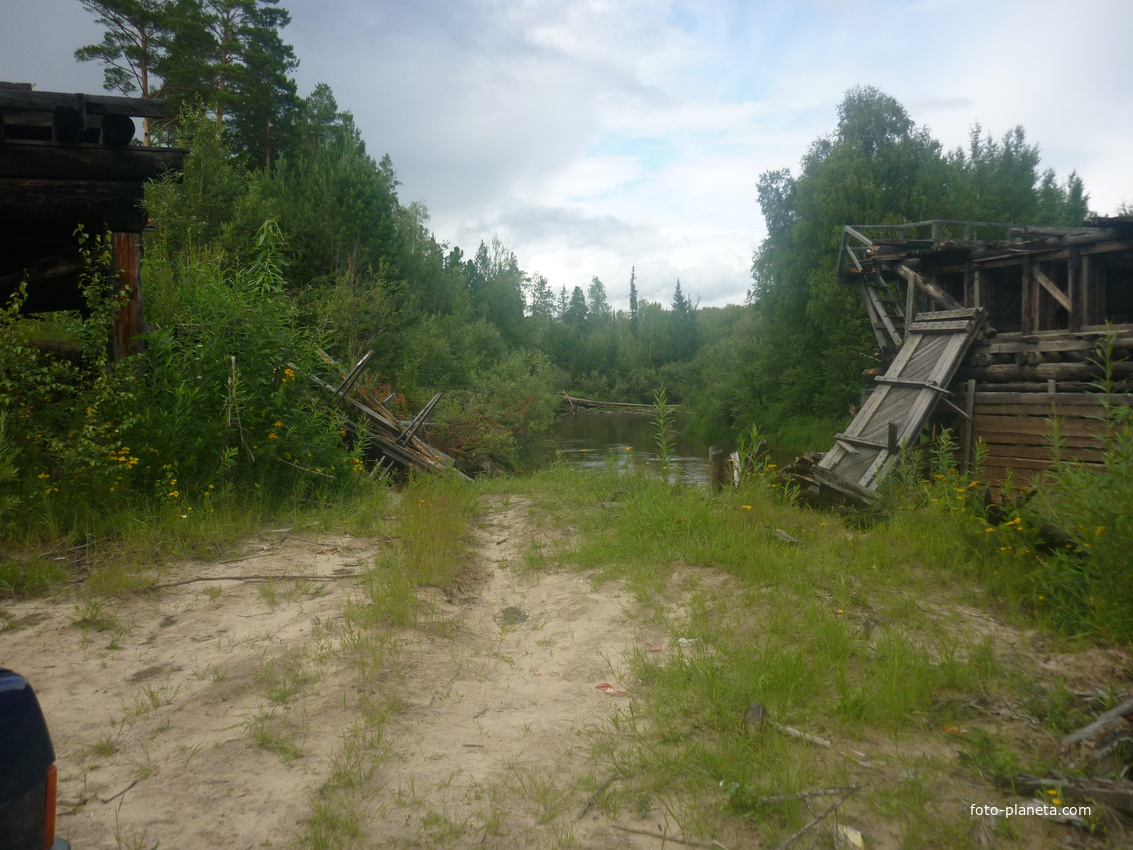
3, 0, 1132, 308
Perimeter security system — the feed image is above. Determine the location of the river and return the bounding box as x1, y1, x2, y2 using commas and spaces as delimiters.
533, 410, 713, 485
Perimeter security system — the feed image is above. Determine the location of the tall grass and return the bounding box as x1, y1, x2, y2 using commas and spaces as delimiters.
487, 463, 1022, 846
1027, 333, 1133, 639
358, 474, 476, 627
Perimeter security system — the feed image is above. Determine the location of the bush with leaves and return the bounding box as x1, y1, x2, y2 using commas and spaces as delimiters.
0, 229, 145, 529
429, 350, 562, 470
0, 221, 354, 540
134, 220, 354, 503
1028, 335, 1133, 639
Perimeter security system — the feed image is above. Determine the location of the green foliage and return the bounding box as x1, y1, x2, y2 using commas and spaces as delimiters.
652, 384, 676, 480
686, 86, 1092, 447
145, 108, 250, 260
0, 219, 352, 541
429, 350, 562, 470
0, 412, 21, 525
486, 464, 1021, 845
75, 0, 299, 160
1026, 335, 1133, 639
136, 220, 353, 500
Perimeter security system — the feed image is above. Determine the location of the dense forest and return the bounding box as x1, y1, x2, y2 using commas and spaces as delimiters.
0, 0, 1095, 536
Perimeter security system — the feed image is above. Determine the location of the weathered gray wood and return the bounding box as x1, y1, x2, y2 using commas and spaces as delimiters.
862, 278, 903, 346
331, 350, 375, 402
908, 319, 978, 334
397, 392, 441, 447
999, 775, 1133, 816
874, 375, 949, 391
0, 139, 187, 181
899, 263, 963, 311
859, 280, 891, 349
1034, 265, 1072, 312
817, 308, 986, 497
960, 379, 976, 472
966, 362, 1133, 382
966, 392, 1133, 406
708, 445, 726, 491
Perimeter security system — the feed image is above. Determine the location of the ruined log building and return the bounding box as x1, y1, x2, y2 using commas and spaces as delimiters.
818, 218, 1133, 496
0, 82, 186, 359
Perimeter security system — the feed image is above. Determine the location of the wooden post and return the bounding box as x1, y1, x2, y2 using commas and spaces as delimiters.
1067, 247, 1081, 332
1022, 258, 1038, 334
904, 273, 917, 337
110, 231, 143, 360
708, 446, 726, 492
960, 379, 976, 474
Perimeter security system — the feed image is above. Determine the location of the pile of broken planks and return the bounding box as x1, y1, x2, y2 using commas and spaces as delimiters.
311, 350, 469, 481
994, 695, 1133, 825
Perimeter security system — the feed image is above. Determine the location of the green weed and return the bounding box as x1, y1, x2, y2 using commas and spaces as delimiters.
246, 708, 301, 763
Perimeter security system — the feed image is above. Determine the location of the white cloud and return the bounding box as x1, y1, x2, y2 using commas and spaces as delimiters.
3, 0, 1130, 308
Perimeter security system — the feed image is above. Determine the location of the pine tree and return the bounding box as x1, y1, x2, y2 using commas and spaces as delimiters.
75, 0, 173, 143
199, 0, 299, 165
628, 266, 639, 334
587, 276, 611, 324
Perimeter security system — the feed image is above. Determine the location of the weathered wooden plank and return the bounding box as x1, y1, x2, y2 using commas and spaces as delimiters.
980, 455, 1102, 472
972, 337, 1133, 355
842, 225, 875, 247
1034, 265, 1072, 312
972, 402, 1115, 417
908, 320, 980, 334
874, 376, 949, 391
981, 443, 1106, 462
966, 362, 1133, 382
960, 379, 976, 472
818, 307, 987, 496
967, 391, 1133, 406
0, 89, 166, 118
898, 263, 964, 310
397, 392, 442, 446
0, 139, 186, 181
973, 414, 1106, 438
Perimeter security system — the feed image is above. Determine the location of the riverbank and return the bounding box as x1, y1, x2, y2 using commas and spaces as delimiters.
2, 466, 1129, 848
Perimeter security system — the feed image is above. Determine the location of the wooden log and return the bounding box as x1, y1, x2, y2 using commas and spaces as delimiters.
0, 89, 166, 118
968, 391, 1133, 405
708, 445, 726, 491
0, 177, 148, 232
980, 445, 1105, 465
0, 139, 187, 182
999, 775, 1133, 816
972, 401, 1117, 417
964, 362, 1133, 382
110, 232, 143, 360
561, 393, 678, 411
99, 113, 136, 147
1062, 696, 1133, 772
973, 336, 1133, 356
960, 379, 976, 472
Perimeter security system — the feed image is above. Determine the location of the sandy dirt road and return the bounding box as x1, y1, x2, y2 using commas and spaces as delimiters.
1, 496, 694, 849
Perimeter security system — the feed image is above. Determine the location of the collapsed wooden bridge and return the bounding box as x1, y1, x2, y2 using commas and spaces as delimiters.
800, 217, 1133, 503
312, 351, 468, 480
561, 393, 680, 412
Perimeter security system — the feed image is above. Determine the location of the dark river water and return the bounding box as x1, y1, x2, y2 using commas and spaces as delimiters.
531, 410, 713, 485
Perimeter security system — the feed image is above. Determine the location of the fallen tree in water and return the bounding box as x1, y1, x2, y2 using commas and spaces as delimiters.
562, 393, 681, 412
